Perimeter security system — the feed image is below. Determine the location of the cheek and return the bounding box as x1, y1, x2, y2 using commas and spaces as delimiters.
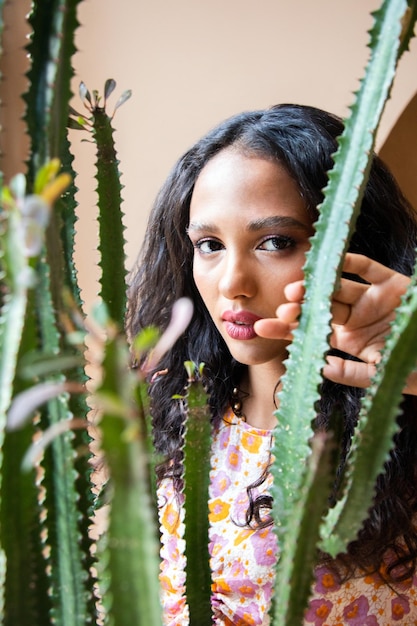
274, 250, 308, 282
193, 264, 211, 303
261, 257, 303, 285
193, 270, 221, 323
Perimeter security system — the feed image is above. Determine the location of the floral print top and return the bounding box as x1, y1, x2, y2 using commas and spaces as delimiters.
158, 409, 417, 625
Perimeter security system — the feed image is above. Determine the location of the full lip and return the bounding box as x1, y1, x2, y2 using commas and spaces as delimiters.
222, 310, 263, 325
221, 310, 263, 340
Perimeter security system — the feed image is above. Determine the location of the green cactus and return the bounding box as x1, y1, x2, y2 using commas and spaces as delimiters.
95, 325, 162, 626
0, 179, 42, 624
270, 0, 417, 623
182, 362, 212, 625
1, 0, 98, 622
320, 264, 417, 556
69, 80, 132, 327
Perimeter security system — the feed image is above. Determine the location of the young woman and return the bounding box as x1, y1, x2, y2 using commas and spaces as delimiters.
127, 104, 417, 624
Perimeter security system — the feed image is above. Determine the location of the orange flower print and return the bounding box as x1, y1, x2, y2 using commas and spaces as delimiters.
213, 578, 232, 594
209, 498, 231, 522
161, 502, 181, 535
241, 430, 262, 454
234, 528, 253, 546
160, 574, 177, 593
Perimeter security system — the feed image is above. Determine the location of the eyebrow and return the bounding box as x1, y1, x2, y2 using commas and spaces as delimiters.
187, 215, 312, 234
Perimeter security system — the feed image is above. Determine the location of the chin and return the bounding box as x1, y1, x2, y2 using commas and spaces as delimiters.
225, 339, 289, 367
228, 349, 284, 367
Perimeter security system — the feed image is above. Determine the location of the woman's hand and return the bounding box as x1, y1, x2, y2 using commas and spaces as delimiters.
254, 253, 417, 393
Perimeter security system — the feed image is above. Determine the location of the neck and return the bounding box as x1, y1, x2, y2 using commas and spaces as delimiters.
239, 362, 284, 430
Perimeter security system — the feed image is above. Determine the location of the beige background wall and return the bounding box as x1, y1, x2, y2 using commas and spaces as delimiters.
2, 1, 417, 312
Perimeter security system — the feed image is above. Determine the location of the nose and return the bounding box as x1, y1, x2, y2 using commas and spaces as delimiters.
218, 250, 256, 300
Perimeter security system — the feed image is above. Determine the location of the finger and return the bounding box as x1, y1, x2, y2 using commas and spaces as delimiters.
330, 278, 367, 326
329, 323, 385, 363
254, 318, 295, 341
323, 355, 377, 388
333, 277, 369, 306
284, 280, 305, 302
343, 252, 387, 283
332, 269, 402, 328
331, 300, 352, 326
275, 302, 301, 323
343, 253, 409, 292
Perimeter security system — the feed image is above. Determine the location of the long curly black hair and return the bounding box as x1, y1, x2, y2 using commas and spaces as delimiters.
126, 104, 417, 582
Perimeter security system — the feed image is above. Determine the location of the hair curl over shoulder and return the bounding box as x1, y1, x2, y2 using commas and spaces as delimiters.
126, 104, 417, 582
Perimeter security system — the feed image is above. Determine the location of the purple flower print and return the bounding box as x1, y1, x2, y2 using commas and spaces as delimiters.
164, 534, 181, 561
226, 444, 242, 471
234, 601, 262, 625
211, 470, 232, 497
228, 577, 258, 598
391, 594, 410, 621
227, 561, 259, 599
314, 565, 341, 594
343, 595, 378, 625
304, 598, 333, 625
217, 423, 232, 450
249, 526, 277, 567
209, 532, 228, 558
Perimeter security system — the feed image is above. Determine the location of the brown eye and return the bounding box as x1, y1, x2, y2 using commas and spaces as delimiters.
195, 238, 224, 254
259, 236, 294, 251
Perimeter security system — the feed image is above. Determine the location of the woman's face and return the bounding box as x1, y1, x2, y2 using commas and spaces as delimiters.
188, 148, 314, 368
